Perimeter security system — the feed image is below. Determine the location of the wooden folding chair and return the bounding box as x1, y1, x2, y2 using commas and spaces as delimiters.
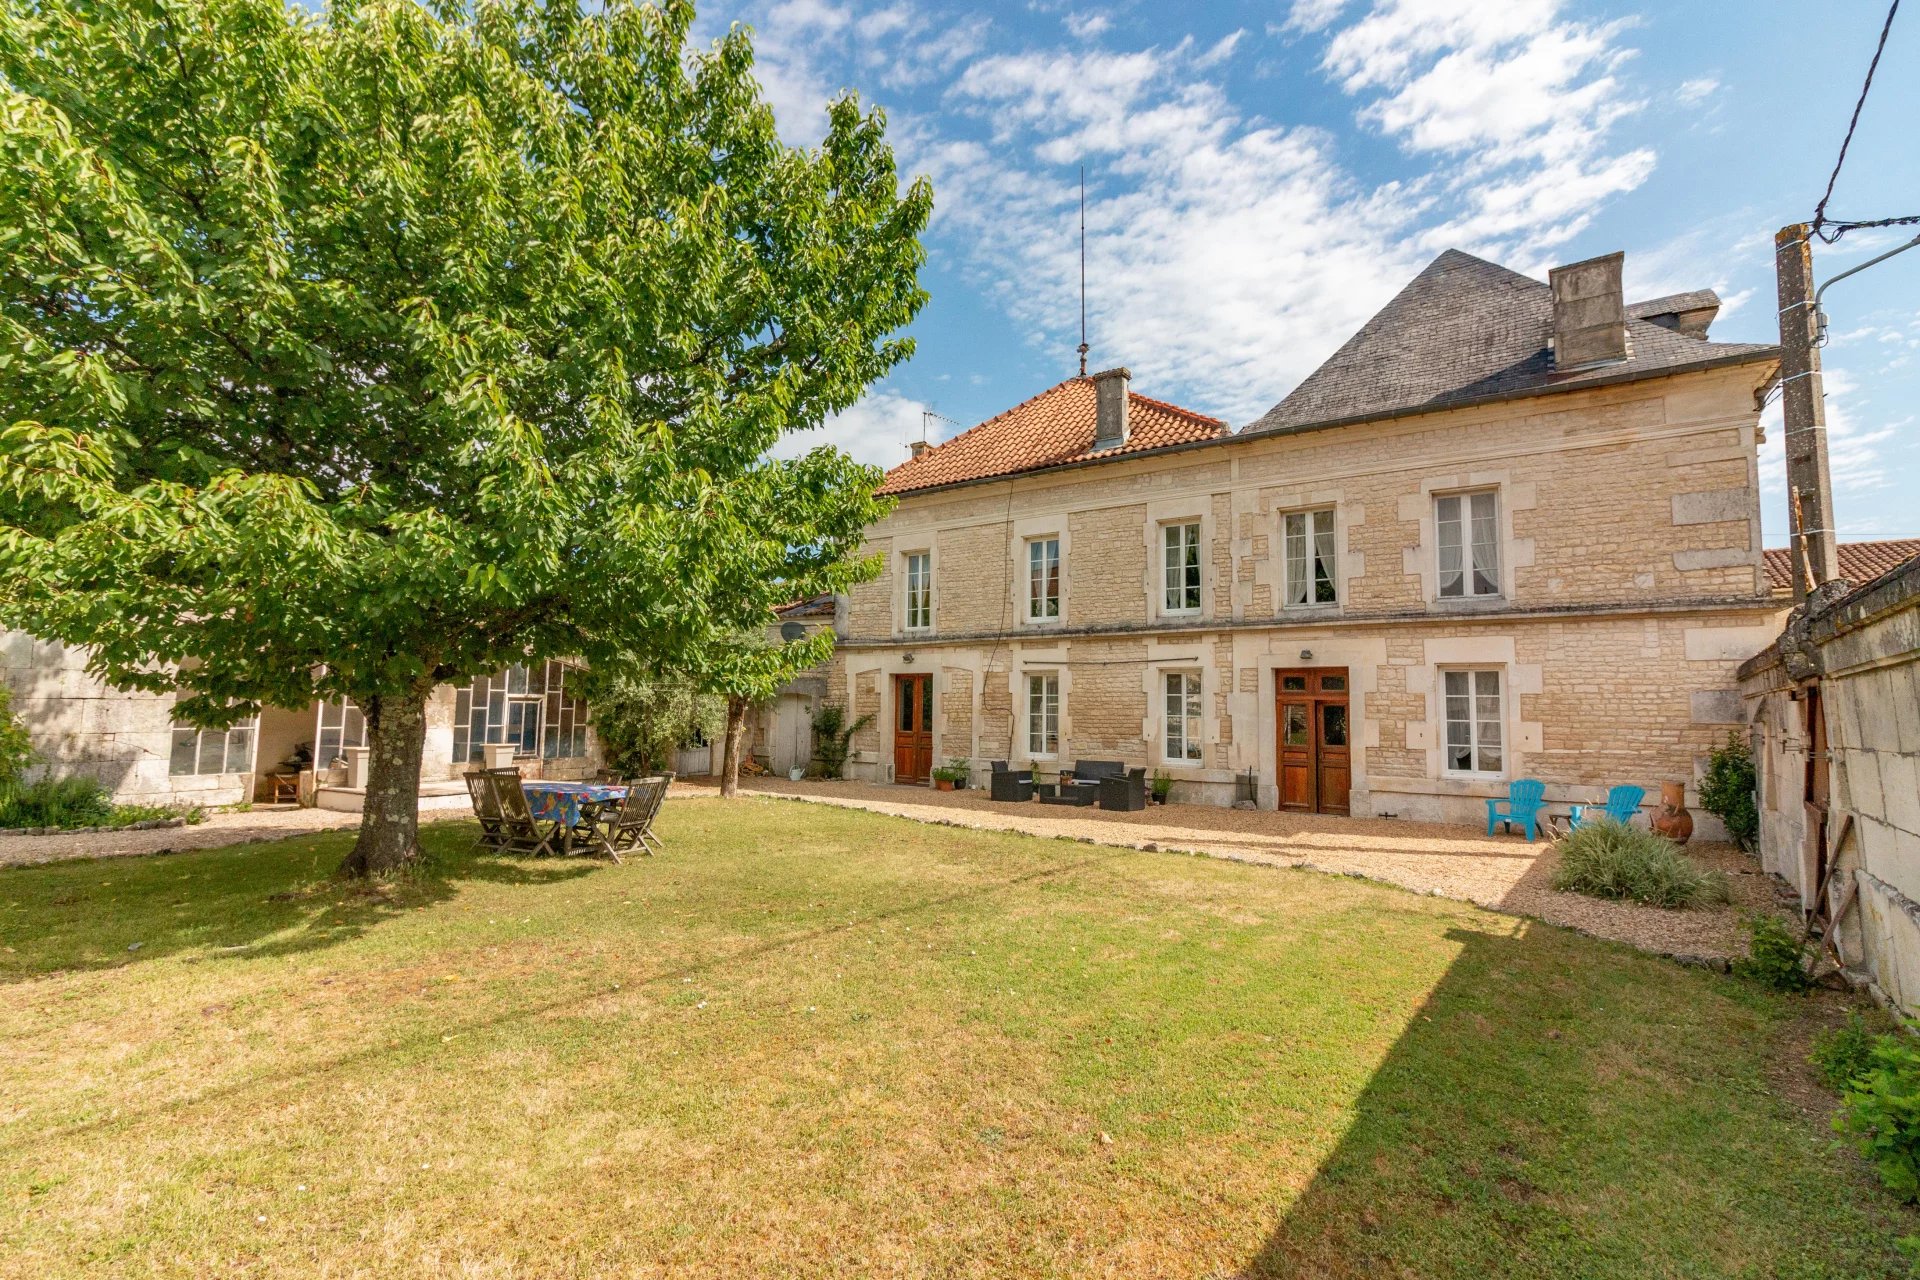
605, 776, 664, 857
463, 771, 506, 852
636, 771, 673, 855
488, 770, 557, 857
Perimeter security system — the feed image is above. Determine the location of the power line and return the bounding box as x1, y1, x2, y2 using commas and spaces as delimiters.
1812, 0, 1905, 243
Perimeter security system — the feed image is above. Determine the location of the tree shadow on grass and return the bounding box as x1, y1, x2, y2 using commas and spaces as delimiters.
0, 821, 598, 982
1238, 922, 1917, 1280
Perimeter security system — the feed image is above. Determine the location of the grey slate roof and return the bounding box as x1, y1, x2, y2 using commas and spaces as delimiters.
1627, 289, 1720, 320
1243, 250, 1777, 437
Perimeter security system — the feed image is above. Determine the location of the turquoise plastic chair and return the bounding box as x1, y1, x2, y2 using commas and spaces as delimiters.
1567, 784, 1646, 832
1486, 778, 1547, 840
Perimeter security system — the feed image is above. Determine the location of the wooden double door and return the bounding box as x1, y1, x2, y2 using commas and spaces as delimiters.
892, 674, 933, 784
1277, 668, 1350, 815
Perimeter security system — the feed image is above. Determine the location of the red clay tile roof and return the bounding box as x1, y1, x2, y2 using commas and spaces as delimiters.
774, 593, 835, 619
877, 376, 1227, 495
1763, 539, 1920, 592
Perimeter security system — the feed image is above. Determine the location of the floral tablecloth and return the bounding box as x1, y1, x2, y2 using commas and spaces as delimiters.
521, 781, 626, 828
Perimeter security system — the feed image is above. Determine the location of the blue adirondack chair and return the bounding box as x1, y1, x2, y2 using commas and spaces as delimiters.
1567, 784, 1646, 832
1486, 778, 1547, 840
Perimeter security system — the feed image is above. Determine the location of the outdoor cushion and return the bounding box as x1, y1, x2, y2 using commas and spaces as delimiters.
1064, 760, 1126, 783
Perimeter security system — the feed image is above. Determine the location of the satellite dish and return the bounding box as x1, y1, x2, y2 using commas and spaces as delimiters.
779, 621, 807, 642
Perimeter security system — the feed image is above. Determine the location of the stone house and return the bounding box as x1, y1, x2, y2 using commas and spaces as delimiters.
1739, 546, 1920, 1009
0, 638, 600, 811
810, 249, 1802, 836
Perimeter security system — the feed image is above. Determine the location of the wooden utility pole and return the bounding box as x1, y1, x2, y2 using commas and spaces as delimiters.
1774, 224, 1841, 600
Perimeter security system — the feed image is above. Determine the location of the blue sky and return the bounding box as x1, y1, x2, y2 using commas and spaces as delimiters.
712, 0, 1920, 547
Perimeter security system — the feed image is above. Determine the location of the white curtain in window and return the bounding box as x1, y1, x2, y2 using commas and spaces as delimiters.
1437, 495, 1465, 597
1284, 513, 1309, 605
1312, 510, 1337, 603
1469, 492, 1499, 596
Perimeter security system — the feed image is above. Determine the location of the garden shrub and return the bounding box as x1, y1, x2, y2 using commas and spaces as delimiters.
1732, 913, 1813, 993
1550, 820, 1730, 908
1699, 731, 1759, 852
1812, 1011, 1882, 1092
810, 703, 871, 779
1836, 1030, 1920, 1202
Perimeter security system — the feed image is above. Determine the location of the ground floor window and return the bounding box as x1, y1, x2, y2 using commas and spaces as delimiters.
453, 660, 590, 763
1164, 671, 1203, 762
315, 699, 365, 767
1027, 672, 1059, 757
1443, 669, 1503, 775
169, 719, 256, 777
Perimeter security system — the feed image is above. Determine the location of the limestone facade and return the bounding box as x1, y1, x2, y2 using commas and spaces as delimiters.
827, 366, 1785, 835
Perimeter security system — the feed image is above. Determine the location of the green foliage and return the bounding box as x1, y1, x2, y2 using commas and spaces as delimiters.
1813, 1012, 1883, 1092
0, 682, 35, 802
1550, 820, 1730, 909
1837, 1029, 1920, 1202
1150, 771, 1173, 800
0, 0, 926, 866
0, 774, 200, 830
931, 758, 971, 784
810, 703, 870, 779
1700, 732, 1760, 852
581, 665, 723, 777
1733, 913, 1814, 993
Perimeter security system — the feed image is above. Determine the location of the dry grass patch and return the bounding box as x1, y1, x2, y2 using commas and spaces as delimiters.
0, 801, 1912, 1278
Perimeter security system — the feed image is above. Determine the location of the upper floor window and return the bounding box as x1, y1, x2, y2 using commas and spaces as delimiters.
1027, 672, 1060, 756
1443, 669, 1504, 775
904, 551, 931, 630
170, 718, 255, 777
1162, 522, 1202, 613
1283, 509, 1337, 607
1027, 536, 1061, 621
1437, 490, 1499, 599
1164, 671, 1203, 762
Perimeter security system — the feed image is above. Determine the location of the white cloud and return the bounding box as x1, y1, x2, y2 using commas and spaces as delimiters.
770, 387, 934, 469
1284, 0, 1351, 35
1064, 11, 1111, 39
1675, 76, 1719, 105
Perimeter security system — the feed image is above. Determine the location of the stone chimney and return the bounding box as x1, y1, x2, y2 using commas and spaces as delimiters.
1548, 251, 1629, 370
1090, 366, 1131, 451
908, 439, 932, 460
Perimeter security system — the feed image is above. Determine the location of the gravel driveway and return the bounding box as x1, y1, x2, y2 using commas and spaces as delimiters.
688, 777, 1789, 962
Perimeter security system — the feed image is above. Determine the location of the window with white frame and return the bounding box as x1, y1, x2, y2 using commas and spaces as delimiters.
1162, 522, 1202, 613
1283, 508, 1337, 607
315, 699, 365, 766
1436, 490, 1500, 599
169, 718, 256, 776
1026, 672, 1060, 756
904, 551, 931, 630
1163, 671, 1203, 762
1027, 536, 1061, 621
452, 660, 590, 762
1442, 669, 1504, 775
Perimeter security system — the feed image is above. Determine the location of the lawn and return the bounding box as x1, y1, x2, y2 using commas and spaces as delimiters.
0, 799, 1910, 1278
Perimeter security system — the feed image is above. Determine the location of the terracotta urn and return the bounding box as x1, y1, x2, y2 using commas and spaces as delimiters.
1651, 781, 1694, 845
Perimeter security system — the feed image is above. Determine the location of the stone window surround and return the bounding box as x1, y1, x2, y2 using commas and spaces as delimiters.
1151, 664, 1209, 767
1007, 645, 1072, 765
1277, 504, 1341, 612
896, 544, 935, 635
1243, 487, 1364, 622
1142, 498, 1214, 623
1011, 515, 1069, 628
1403, 636, 1544, 788
1398, 473, 1537, 611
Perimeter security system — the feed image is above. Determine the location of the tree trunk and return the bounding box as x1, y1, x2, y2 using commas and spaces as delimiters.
719, 695, 749, 798
339, 684, 431, 878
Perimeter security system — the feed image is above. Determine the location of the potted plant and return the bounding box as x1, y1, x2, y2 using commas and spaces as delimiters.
931, 758, 971, 791
1150, 771, 1174, 805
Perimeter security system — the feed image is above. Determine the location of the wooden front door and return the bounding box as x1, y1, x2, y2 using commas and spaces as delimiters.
892, 674, 933, 784
1276, 668, 1351, 815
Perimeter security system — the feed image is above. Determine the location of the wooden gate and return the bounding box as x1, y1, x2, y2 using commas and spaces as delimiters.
1276, 668, 1350, 815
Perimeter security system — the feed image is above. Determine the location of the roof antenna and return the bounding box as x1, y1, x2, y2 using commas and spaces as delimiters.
1076, 164, 1089, 378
